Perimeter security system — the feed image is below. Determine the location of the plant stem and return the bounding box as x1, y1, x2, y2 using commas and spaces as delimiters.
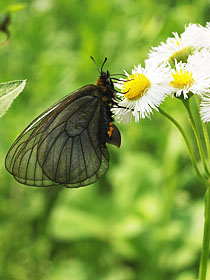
195, 95, 210, 164
202, 124, 210, 164
159, 107, 207, 184
199, 184, 210, 280
181, 98, 210, 177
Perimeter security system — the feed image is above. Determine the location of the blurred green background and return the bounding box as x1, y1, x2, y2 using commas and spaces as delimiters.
0, 0, 210, 279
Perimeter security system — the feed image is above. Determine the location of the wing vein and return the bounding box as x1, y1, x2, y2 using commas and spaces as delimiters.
79, 135, 88, 178
40, 130, 66, 168
69, 138, 74, 183
54, 135, 69, 182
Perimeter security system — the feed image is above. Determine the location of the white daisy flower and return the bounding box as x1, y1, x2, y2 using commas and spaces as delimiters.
198, 22, 210, 49
148, 23, 206, 65
200, 96, 210, 122
113, 60, 172, 122
197, 47, 210, 122
169, 49, 210, 99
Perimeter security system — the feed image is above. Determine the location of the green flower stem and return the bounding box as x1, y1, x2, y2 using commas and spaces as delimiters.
159, 107, 207, 184
201, 123, 210, 164
199, 184, 210, 280
181, 98, 210, 177
195, 95, 210, 164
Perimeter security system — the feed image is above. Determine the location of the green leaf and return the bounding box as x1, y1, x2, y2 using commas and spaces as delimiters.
0, 79, 26, 118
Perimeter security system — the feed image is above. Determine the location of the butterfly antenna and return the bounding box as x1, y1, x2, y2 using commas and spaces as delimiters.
90, 56, 100, 74
101, 57, 107, 73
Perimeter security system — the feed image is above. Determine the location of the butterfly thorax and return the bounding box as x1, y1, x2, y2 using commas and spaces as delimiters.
96, 71, 114, 104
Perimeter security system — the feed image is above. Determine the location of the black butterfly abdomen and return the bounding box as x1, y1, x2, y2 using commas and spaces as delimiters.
98, 105, 111, 146
94, 84, 115, 147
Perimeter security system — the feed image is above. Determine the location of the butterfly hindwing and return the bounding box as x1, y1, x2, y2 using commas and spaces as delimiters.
5, 85, 109, 188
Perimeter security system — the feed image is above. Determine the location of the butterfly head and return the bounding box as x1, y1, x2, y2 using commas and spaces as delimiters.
96, 70, 113, 88
91, 56, 114, 90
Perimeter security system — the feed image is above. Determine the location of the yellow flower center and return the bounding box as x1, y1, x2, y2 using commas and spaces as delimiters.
122, 73, 150, 100
170, 69, 194, 88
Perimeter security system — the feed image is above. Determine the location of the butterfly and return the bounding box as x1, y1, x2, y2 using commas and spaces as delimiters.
5, 57, 121, 188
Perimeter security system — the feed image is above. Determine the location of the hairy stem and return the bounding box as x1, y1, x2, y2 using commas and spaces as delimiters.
195, 95, 210, 165
182, 98, 210, 177
159, 107, 207, 184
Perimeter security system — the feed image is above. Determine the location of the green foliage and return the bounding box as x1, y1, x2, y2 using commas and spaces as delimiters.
0, 80, 26, 118
0, 0, 210, 279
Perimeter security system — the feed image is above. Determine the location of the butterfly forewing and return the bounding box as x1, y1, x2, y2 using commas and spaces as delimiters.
5, 85, 110, 187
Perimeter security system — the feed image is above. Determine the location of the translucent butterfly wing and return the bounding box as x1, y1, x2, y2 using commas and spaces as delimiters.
5, 85, 109, 187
